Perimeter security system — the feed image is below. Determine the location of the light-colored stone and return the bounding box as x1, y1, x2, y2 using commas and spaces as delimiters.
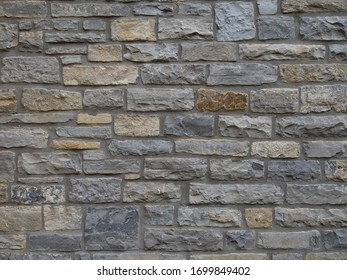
282, 0, 347, 13
245, 208, 272, 228
326, 160, 347, 181
182, 43, 237, 62
11, 184, 65, 204
258, 16, 295, 40
19, 31, 43, 52
306, 252, 347, 260
52, 140, 100, 150
0, 206, 41, 231
77, 114, 112, 124
0, 89, 16, 113
17, 177, 63, 184
0, 23, 18, 49
60, 55, 82, 65
88, 45, 122, 62
83, 159, 140, 175
0, 151, 16, 184
0, 234, 26, 250
191, 253, 268, 260
251, 141, 300, 158
45, 32, 106, 43
44, 206, 82, 231
111, 18, 156, 41
115, 115, 160, 137
257, 0, 277, 14
0, 128, 48, 148
124, 43, 178, 62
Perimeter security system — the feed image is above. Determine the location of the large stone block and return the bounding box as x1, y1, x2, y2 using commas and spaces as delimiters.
0, 23, 18, 49
0, 206, 41, 231
304, 141, 347, 158
0, 234, 26, 250
258, 16, 295, 40
52, 140, 100, 150
182, 43, 237, 62
11, 185, 65, 204
88, 44, 122, 62
324, 229, 347, 249
0, 151, 15, 184
44, 206, 82, 231
300, 17, 347, 40
144, 205, 175, 226
29, 233, 82, 251
306, 252, 347, 260
0, 113, 74, 124
124, 44, 178, 62
257, 0, 277, 14
0, 89, 16, 113
83, 160, 140, 175
268, 160, 320, 180
0, 128, 48, 148
326, 160, 347, 181
115, 115, 160, 137
45, 32, 106, 43
330, 44, 347, 60
0, 1, 47, 18
178, 3, 212, 16
245, 208, 272, 228
84, 89, 123, 109
19, 31, 43, 52
109, 140, 173, 156
252, 141, 300, 158
133, 3, 174, 16
282, 0, 347, 13
111, 18, 156, 41
191, 253, 268, 260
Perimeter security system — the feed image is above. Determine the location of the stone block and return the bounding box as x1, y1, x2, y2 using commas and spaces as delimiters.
111, 18, 156, 41
115, 115, 160, 137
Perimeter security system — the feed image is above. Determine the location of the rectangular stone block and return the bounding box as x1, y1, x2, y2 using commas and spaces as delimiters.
0, 234, 26, 250
0, 253, 71, 260
124, 43, 178, 62
45, 32, 106, 43
304, 141, 347, 158
52, 140, 100, 150
144, 205, 175, 226
330, 44, 347, 61
0, 128, 48, 148
326, 160, 347, 181
300, 17, 347, 40
84, 89, 123, 109
245, 208, 272, 229
268, 160, 320, 181
0, 151, 15, 184
83, 150, 106, 161
115, 115, 160, 137
258, 16, 295, 40
11, 185, 65, 204
19, 31, 43, 52
257, 0, 277, 14
0, 1, 47, 18
0, 113, 74, 124
56, 126, 111, 139
77, 114, 112, 124
252, 141, 300, 158
83, 159, 140, 175
93, 252, 185, 261
182, 43, 237, 62
29, 233, 82, 251
88, 45, 122, 62
324, 229, 347, 249
272, 253, 303, 260
17, 177, 63, 184
226, 230, 254, 250
46, 46, 87, 55
109, 140, 173, 156
191, 253, 268, 260
208, 64, 278, 85
0, 184, 7, 203
60, 55, 82, 65
1, 56, 59, 84
282, 0, 347, 13
44, 206, 82, 231
83, 20, 106, 31
190, 183, 284, 205
0, 89, 16, 113
306, 252, 347, 260
178, 3, 212, 16
53, 20, 79, 31
133, 3, 174, 16
0, 206, 41, 231
111, 18, 156, 41
0, 23, 18, 50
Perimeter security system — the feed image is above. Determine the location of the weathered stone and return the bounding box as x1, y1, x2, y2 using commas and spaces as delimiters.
111, 18, 156, 41
144, 229, 223, 251
196, 89, 247, 112
178, 3, 211, 16
208, 64, 278, 85
88, 44, 122, 62
51, 3, 131, 17
29, 233, 82, 251
133, 3, 174, 16
85, 206, 138, 251
182, 43, 237, 62
191, 254, 268, 260
109, 140, 173, 156
258, 231, 320, 249
304, 141, 347, 158
0, 1, 47, 18
77, 114, 112, 124
159, 18, 213, 40
275, 208, 347, 227
19, 31, 43, 52
287, 184, 347, 205
0, 184, 7, 203
0, 128, 48, 148
127, 88, 194, 112
84, 160, 140, 175
84, 89, 123, 109
18, 177, 63, 184
63, 65, 138, 85
46, 46, 87, 55
115, 115, 160, 137
93, 252, 185, 260
144, 205, 175, 226
301, 16, 347, 40
1, 57, 59, 84
22, 88, 82, 111
145, 158, 207, 180
283, 0, 347, 13
190, 183, 284, 205
226, 231, 254, 250
330, 44, 347, 60
124, 43, 178, 62
324, 229, 347, 249
252, 141, 300, 158
53, 20, 79, 31
306, 252, 347, 260
52, 140, 100, 150
240, 44, 325, 60
258, 16, 295, 40
257, 0, 277, 14
268, 160, 320, 181
273, 253, 303, 260
276, 116, 347, 137
210, 159, 264, 181
0, 253, 71, 260
0, 23, 18, 49
83, 20, 106, 31
56, 126, 111, 139
18, 152, 82, 175
0, 113, 74, 124
216, 2, 255, 41
175, 139, 249, 156
83, 150, 106, 161
44, 206, 82, 231
60, 55, 82, 65
0, 89, 16, 113
0, 234, 26, 250
141, 64, 206, 85
70, 177, 121, 203
45, 32, 106, 43
0, 151, 15, 184
219, 116, 272, 138
178, 207, 241, 227
326, 160, 347, 181
164, 114, 214, 137
250, 88, 299, 113
0, 206, 41, 231
245, 208, 272, 228
124, 182, 180, 203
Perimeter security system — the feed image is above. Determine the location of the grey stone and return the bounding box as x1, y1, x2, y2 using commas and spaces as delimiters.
282, 0, 347, 13
144, 158, 207, 180
219, 116, 272, 138
11, 185, 65, 204
144, 205, 175, 226
141, 64, 206, 85
133, 3, 173, 16
178, 3, 212, 16
268, 160, 320, 181
0, 1, 47, 18
325, 160, 347, 181
46, 46, 87, 55
45, 32, 106, 43
0, 128, 48, 148
69, 178, 122, 203
208, 64, 278, 85
56, 126, 111, 139
93, 252, 185, 260
61, 55, 82, 65
175, 139, 249, 156
83, 20, 106, 31
272, 253, 303, 260
158, 18, 213, 40
276, 116, 347, 137
29, 233, 82, 251
127, 88, 194, 112
53, 20, 79, 31
191, 253, 268, 260
178, 207, 241, 227
250, 88, 299, 113
330, 44, 347, 60
300, 17, 347, 40
164, 114, 214, 137
0, 234, 26, 250
324, 229, 347, 249
84, 89, 123, 109
18, 152, 82, 175
190, 183, 284, 205
0, 113, 74, 124
19, 20, 32, 31
304, 141, 347, 158
85, 206, 138, 251
124, 182, 181, 203
182, 42, 237, 62
0, 253, 71, 260
0, 184, 6, 203
124, 43, 178, 62
0, 151, 15, 183
257, 0, 277, 14
226, 231, 254, 250
275, 208, 347, 227
109, 140, 173, 156
258, 231, 320, 249
258, 16, 295, 40
144, 229, 223, 251
210, 159, 264, 181
83, 150, 107, 161
0, 23, 18, 49
18, 177, 63, 184
84, 159, 140, 175
1, 56, 59, 83
216, 2, 255, 41
287, 184, 347, 205
0, 206, 41, 232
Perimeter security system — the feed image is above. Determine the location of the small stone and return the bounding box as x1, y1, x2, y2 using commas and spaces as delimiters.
252, 141, 300, 158
19, 31, 43, 52
45, 32, 106, 43
191, 254, 268, 260
272, 253, 303, 260
226, 230, 254, 250
83, 20, 106, 31
77, 113, 112, 124
115, 115, 159, 137
324, 229, 347, 249
111, 18, 156, 41
330, 44, 347, 60
257, 0, 277, 14
52, 140, 100, 150
56, 126, 111, 139
258, 16, 295, 40
178, 3, 212, 16
182, 43, 237, 62
53, 20, 79, 31
0, 253, 71, 260
0, 89, 16, 113
109, 140, 172, 156
83, 159, 140, 175
0, 184, 7, 203
0, 1, 47, 18
29, 233, 82, 251
306, 252, 347, 260
88, 44, 122, 62
0, 234, 26, 250
282, 0, 347, 13
11, 184, 65, 204
83, 150, 106, 161
0, 23, 18, 49
0, 113, 74, 124
268, 160, 320, 181
304, 141, 347, 158
0, 206, 41, 231
245, 208, 272, 228
44, 206, 82, 231
46, 46, 87, 55
17, 177, 63, 184
133, 3, 174, 16
326, 160, 347, 181
60, 55, 82, 65
144, 205, 175, 226
0, 128, 48, 148
84, 89, 123, 109
124, 43, 178, 62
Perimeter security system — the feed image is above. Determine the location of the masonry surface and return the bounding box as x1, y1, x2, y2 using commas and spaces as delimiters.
0, 0, 346, 260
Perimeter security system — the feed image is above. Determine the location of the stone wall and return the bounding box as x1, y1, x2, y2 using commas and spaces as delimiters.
0, 0, 346, 260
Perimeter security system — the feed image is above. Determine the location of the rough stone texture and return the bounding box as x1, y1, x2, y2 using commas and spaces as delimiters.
144, 205, 175, 226
226, 230, 254, 250
268, 160, 320, 181
19, 31, 43, 52
77, 114, 112, 124
245, 208, 272, 228
0, 151, 15, 184
29, 233, 82, 251
133, 3, 174, 16
52, 140, 100, 150
300, 17, 347, 40
272, 253, 303, 260
0, 206, 41, 232
191, 254, 268, 260
111, 18, 156, 41
304, 141, 347, 158
92, 252, 185, 261
0, 89, 16, 113
0, 1, 47, 18
83, 159, 140, 175
83, 89, 123, 109
83, 20, 106, 31
252, 141, 300, 158
0, 253, 71, 260
258, 16, 295, 40
45, 32, 106, 43
258, 0, 278, 14
0, 234, 26, 250
0, 184, 7, 203
330, 44, 347, 60
324, 229, 347, 249
11, 184, 65, 204
0, 23, 18, 50
44, 206, 82, 231
326, 160, 347, 181
124, 44, 178, 62
0, 128, 48, 148
282, 0, 347, 13
0, 113, 74, 124
88, 45, 122, 62
178, 3, 212, 16
115, 115, 160, 137
109, 140, 172, 156
306, 252, 347, 260
46, 46, 87, 55
56, 126, 111, 139
182, 43, 237, 62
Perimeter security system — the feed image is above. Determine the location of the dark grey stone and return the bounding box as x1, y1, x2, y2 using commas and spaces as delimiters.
56, 126, 112, 139
133, 3, 174, 16
0, 253, 71, 260
83, 89, 123, 109
109, 140, 173, 156
179, 3, 211, 16
0, 151, 15, 183
0, 23, 18, 49
226, 231, 254, 250
83, 159, 140, 175
29, 233, 82, 251
330, 44, 347, 60
144, 205, 175, 226
258, 16, 295, 40
268, 160, 320, 181
11, 185, 65, 204
53, 20, 79, 31
45, 33, 106, 43
304, 141, 347, 158
300, 17, 347, 40
324, 229, 347, 249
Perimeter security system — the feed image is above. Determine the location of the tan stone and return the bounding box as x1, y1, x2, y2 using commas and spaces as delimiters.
251, 141, 300, 158
77, 113, 112, 124
306, 252, 347, 260
44, 205, 83, 231
245, 208, 272, 228
0, 184, 7, 203
88, 44, 122, 62
196, 88, 247, 112
115, 115, 160, 136
0, 89, 16, 113
0, 206, 41, 232
191, 253, 268, 260
124, 174, 141, 180
52, 140, 100, 150
111, 18, 156, 41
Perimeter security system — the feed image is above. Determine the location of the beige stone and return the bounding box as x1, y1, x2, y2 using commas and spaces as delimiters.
115, 115, 160, 136
0, 89, 16, 113
306, 252, 347, 260
0, 206, 41, 232
111, 18, 156, 41
251, 141, 300, 158
44, 205, 83, 231
52, 140, 100, 150
191, 253, 268, 260
282, 0, 347, 13
0, 184, 7, 203
77, 113, 112, 124
245, 208, 272, 228
88, 44, 122, 62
